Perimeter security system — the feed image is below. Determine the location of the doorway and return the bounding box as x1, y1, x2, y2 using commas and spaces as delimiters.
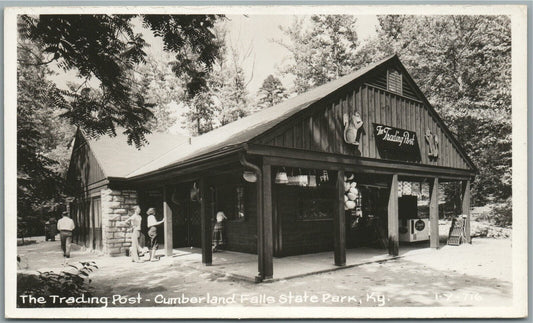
170, 185, 202, 248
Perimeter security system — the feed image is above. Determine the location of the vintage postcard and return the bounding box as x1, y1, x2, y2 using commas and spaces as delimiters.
4, 4, 528, 319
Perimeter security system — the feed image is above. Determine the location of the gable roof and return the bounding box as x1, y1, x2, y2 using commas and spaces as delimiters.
127, 55, 399, 178
81, 129, 188, 178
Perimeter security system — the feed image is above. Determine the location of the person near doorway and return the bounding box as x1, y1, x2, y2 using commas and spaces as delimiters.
48, 217, 57, 241
212, 211, 227, 252
57, 211, 75, 258
146, 208, 165, 262
124, 206, 144, 263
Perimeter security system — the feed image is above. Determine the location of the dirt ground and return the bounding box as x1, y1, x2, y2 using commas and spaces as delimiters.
17, 235, 512, 308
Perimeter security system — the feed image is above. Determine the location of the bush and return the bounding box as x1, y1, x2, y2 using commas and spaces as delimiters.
489, 198, 512, 227
17, 261, 98, 308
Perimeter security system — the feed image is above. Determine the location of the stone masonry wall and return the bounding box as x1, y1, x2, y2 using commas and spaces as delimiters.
101, 188, 138, 256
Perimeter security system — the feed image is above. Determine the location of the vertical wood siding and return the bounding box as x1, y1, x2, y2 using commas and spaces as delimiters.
258, 83, 471, 170
69, 134, 107, 189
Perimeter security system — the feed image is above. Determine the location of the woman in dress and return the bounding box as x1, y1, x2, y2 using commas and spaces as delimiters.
124, 205, 143, 262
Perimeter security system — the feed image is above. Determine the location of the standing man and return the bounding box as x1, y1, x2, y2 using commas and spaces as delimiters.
146, 208, 165, 262
57, 211, 75, 258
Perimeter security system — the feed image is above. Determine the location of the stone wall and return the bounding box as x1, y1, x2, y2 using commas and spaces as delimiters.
101, 188, 138, 256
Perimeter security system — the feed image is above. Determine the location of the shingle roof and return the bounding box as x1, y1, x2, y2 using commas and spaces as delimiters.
85, 130, 188, 178
127, 55, 398, 178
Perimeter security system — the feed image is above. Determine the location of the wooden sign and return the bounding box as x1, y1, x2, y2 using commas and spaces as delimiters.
447, 217, 466, 246
372, 123, 421, 162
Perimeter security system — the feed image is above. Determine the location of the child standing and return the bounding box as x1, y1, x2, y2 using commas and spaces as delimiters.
212, 211, 227, 252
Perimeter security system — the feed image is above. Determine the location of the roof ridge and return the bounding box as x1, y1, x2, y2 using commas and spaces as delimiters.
126, 55, 398, 178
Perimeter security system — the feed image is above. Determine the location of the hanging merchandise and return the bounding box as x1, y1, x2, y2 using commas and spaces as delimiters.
308, 170, 317, 188
243, 171, 257, 183
275, 167, 289, 184
421, 181, 430, 199
411, 182, 421, 197
398, 181, 403, 197
298, 169, 308, 187
403, 181, 412, 196
345, 200, 356, 210
190, 182, 200, 202
287, 169, 299, 186
319, 170, 329, 184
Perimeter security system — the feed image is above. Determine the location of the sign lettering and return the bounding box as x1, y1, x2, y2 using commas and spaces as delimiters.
373, 123, 421, 162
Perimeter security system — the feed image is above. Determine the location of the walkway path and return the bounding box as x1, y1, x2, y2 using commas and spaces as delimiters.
17, 236, 512, 307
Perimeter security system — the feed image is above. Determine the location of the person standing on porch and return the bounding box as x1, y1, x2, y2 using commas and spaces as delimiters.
57, 211, 75, 258
146, 208, 165, 262
212, 211, 227, 252
124, 206, 144, 263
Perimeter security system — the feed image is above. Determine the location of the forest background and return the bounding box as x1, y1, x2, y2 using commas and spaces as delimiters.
16, 14, 512, 236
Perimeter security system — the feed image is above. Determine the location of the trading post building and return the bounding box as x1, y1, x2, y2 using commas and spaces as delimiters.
66, 55, 476, 281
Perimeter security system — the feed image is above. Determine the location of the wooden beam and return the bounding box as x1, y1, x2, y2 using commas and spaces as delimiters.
429, 177, 440, 249
163, 187, 173, 257
199, 178, 212, 265
334, 170, 346, 266
253, 145, 475, 179
462, 180, 471, 244
387, 174, 399, 256
262, 163, 274, 279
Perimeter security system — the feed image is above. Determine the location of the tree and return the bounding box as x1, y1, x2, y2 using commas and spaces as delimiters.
368, 15, 512, 204
18, 14, 223, 147
257, 74, 288, 109
17, 41, 75, 235
277, 15, 362, 94
279, 14, 511, 206
135, 53, 184, 133
183, 24, 252, 134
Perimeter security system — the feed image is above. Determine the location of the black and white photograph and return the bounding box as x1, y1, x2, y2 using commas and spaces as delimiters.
4, 4, 528, 319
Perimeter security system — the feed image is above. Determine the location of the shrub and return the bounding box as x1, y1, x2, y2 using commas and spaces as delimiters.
17, 261, 98, 308
490, 198, 512, 227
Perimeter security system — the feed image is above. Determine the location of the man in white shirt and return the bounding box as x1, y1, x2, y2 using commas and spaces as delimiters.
57, 211, 76, 258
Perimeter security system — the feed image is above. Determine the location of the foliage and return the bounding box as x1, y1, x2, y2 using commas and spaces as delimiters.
184, 24, 252, 134
367, 15, 512, 204
17, 41, 74, 229
280, 15, 512, 205
489, 198, 512, 227
18, 14, 223, 147
134, 53, 184, 133
17, 261, 99, 308
277, 15, 362, 94
257, 74, 289, 109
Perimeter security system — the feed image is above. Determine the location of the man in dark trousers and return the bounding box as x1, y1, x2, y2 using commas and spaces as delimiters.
57, 211, 75, 258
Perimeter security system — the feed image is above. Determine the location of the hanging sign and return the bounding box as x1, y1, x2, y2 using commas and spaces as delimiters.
373, 123, 421, 162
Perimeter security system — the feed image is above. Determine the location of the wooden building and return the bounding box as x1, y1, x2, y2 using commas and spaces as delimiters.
66, 55, 476, 282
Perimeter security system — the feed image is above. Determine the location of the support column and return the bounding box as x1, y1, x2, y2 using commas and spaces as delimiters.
334, 169, 346, 266
429, 177, 440, 249
199, 178, 212, 265
387, 174, 399, 256
163, 187, 173, 257
261, 163, 274, 280
461, 180, 471, 244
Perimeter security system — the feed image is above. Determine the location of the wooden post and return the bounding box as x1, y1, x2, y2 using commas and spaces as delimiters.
429, 177, 440, 249
163, 187, 173, 257
199, 178, 212, 265
461, 180, 471, 244
261, 163, 274, 279
387, 174, 399, 256
333, 169, 346, 266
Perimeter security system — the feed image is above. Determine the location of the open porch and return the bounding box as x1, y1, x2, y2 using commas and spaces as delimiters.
164, 243, 435, 283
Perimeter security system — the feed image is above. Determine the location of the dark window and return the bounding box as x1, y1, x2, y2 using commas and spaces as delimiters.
387, 69, 403, 95
217, 184, 246, 221
235, 186, 245, 220
297, 187, 335, 221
